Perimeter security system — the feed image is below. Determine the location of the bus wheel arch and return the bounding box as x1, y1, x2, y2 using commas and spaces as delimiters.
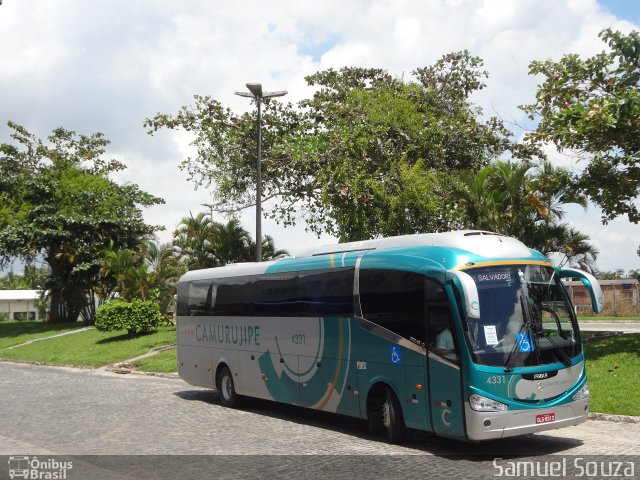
366, 382, 406, 443
215, 363, 238, 408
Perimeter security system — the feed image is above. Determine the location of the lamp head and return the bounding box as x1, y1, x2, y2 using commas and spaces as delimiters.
246, 83, 263, 97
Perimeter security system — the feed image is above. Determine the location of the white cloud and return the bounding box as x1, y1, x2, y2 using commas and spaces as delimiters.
1, 0, 638, 271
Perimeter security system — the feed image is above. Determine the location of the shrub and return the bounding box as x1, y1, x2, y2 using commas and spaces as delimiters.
95, 299, 162, 336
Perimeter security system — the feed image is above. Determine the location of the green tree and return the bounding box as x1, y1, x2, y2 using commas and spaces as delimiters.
172, 212, 218, 270
627, 269, 640, 280
249, 234, 288, 262
0, 264, 49, 290
597, 269, 626, 280
22, 264, 50, 289
98, 238, 184, 314
143, 239, 185, 313
99, 244, 149, 301
524, 28, 640, 224
0, 270, 28, 289
0, 122, 163, 323
172, 213, 287, 269
453, 160, 598, 270
210, 218, 253, 266
554, 227, 599, 272
146, 52, 541, 241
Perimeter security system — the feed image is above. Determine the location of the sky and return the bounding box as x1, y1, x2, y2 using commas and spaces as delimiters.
0, 0, 639, 273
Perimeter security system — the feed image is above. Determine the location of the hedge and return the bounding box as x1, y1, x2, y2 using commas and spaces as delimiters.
95, 299, 162, 336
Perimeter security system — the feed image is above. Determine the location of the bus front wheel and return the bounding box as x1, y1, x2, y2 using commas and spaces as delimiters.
382, 388, 406, 442
369, 387, 406, 443
216, 366, 238, 408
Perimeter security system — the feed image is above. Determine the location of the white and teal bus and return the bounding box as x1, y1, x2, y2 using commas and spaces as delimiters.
176, 231, 602, 442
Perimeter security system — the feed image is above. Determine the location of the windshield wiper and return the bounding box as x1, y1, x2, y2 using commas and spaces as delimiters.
503, 320, 527, 373
538, 330, 572, 367
504, 296, 537, 373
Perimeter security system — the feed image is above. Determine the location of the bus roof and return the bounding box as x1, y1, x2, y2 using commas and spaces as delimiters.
295, 230, 532, 259
180, 230, 544, 283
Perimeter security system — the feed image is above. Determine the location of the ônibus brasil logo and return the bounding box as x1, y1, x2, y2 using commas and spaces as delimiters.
8, 456, 73, 479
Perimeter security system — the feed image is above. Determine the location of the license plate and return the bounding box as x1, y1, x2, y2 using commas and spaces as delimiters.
536, 413, 556, 424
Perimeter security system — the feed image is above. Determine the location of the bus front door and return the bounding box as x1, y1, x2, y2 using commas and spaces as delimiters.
426, 305, 465, 438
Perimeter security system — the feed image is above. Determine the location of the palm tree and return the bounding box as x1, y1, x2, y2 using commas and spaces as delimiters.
528, 160, 588, 222
454, 167, 501, 231
142, 239, 185, 312
172, 213, 289, 269
211, 219, 254, 265
98, 243, 149, 300
173, 212, 217, 269
556, 227, 599, 273
250, 234, 289, 261
454, 160, 598, 267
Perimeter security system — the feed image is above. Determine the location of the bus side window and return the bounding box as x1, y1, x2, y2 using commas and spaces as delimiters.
299, 268, 354, 317
187, 280, 213, 316
428, 306, 458, 363
213, 277, 254, 316
252, 274, 299, 317
177, 282, 189, 316
360, 269, 425, 343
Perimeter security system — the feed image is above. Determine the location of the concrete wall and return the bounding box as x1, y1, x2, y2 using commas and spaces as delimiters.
0, 299, 39, 320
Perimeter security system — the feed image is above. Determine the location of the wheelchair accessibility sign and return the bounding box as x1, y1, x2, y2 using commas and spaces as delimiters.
390, 346, 401, 364
516, 332, 534, 352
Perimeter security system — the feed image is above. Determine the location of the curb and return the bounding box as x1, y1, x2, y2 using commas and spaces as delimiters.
104, 344, 177, 377
589, 412, 640, 424
106, 368, 179, 379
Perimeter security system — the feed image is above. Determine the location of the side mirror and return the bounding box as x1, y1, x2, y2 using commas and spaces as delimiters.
448, 270, 480, 319
559, 268, 604, 313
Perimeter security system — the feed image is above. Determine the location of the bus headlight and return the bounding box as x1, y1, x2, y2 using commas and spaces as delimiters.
469, 394, 508, 412
572, 381, 590, 401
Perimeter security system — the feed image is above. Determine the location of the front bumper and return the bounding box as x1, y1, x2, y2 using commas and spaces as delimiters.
465, 397, 590, 441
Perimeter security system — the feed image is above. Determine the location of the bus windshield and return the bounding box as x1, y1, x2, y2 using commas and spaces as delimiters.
462, 264, 581, 368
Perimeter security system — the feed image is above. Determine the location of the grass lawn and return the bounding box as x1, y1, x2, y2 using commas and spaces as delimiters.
0, 325, 176, 367
134, 347, 177, 373
584, 334, 640, 416
0, 322, 82, 349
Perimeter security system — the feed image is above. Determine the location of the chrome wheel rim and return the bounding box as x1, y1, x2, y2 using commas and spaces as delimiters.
382, 400, 391, 428
221, 376, 232, 400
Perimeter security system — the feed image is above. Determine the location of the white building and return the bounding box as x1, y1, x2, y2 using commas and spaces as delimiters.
0, 290, 45, 321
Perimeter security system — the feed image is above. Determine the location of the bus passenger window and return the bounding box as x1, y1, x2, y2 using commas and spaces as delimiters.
299, 268, 354, 317
186, 280, 214, 316
359, 269, 425, 343
428, 306, 458, 363
252, 274, 299, 317
212, 278, 254, 316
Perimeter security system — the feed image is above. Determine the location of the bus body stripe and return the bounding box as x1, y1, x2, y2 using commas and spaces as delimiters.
317, 317, 344, 410
453, 260, 551, 271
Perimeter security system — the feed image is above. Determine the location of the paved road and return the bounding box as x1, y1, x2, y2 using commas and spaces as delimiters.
579, 321, 640, 334
0, 362, 637, 479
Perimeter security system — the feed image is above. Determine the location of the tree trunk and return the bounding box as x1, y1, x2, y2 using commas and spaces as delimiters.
47, 288, 66, 323
45, 254, 77, 323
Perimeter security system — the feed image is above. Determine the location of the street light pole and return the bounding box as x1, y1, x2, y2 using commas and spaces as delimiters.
200, 203, 214, 221
235, 83, 287, 262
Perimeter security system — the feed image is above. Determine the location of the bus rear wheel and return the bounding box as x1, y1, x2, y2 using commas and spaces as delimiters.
216, 366, 238, 408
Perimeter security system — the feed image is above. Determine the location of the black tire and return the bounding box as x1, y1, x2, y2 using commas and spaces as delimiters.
381, 388, 406, 443
216, 366, 238, 408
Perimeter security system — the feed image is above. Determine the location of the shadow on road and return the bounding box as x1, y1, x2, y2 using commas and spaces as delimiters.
173, 389, 583, 458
